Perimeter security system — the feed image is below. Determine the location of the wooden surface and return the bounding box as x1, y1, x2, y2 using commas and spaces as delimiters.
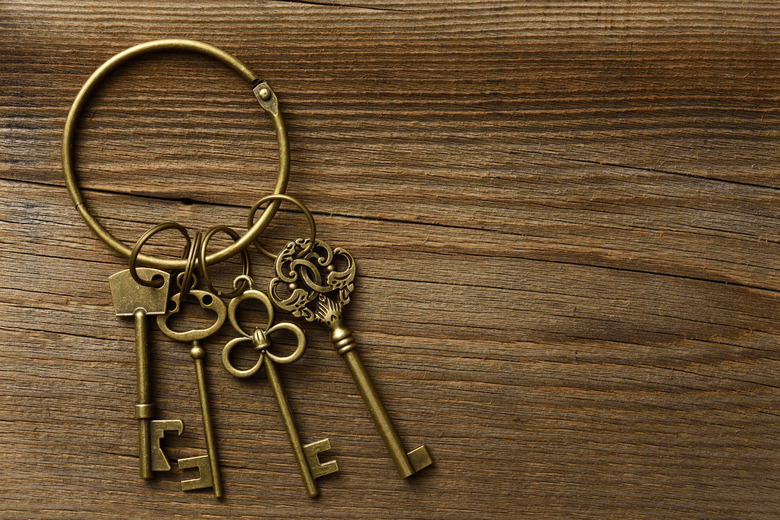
1, 1, 779, 518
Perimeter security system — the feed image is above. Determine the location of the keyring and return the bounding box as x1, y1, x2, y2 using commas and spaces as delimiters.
62, 39, 290, 271
247, 194, 317, 260
128, 221, 191, 288
199, 226, 251, 299
178, 232, 203, 304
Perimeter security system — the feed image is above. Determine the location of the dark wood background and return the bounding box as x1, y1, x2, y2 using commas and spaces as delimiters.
2, 1, 778, 518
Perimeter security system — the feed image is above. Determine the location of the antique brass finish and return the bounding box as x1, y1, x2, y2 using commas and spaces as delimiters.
158, 289, 227, 497
158, 291, 227, 343
221, 276, 307, 376
303, 439, 339, 479
262, 358, 339, 498
269, 239, 433, 478
179, 454, 214, 492
221, 276, 338, 497
199, 226, 251, 299
150, 419, 184, 472
129, 222, 191, 288
108, 267, 170, 479
183, 345, 220, 495
177, 232, 203, 305
62, 39, 289, 270
253, 81, 279, 114
64, 40, 435, 499
246, 194, 317, 260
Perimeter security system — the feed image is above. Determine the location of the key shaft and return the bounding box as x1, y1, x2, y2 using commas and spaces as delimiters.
190, 342, 222, 497
331, 322, 432, 477
264, 359, 320, 497
134, 309, 152, 479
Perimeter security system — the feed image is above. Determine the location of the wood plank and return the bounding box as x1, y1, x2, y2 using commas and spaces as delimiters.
1, 1, 778, 518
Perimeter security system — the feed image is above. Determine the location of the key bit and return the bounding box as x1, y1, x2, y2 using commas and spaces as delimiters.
108, 267, 170, 480
150, 419, 184, 472
407, 445, 434, 473
303, 439, 339, 479
178, 455, 213, 492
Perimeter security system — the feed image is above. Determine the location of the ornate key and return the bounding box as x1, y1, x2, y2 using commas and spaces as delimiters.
268, 239, 433, 478
157, 288, 226, 497
222, 275, 338, 497
108, 267, 183, 479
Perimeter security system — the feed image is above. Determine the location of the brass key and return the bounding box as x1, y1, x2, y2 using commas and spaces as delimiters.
222, 276, 338, 497
157, 289, 226, 497
269, 239, 433, 478
109, 267, 182, 479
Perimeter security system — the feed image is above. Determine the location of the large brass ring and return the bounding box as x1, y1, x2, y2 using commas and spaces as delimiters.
62, 39, 290, 270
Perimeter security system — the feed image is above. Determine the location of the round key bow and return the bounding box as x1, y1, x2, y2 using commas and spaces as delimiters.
222, 275, 307, 378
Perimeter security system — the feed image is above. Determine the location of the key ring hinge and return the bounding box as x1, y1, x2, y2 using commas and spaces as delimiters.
252, 80, 279, 116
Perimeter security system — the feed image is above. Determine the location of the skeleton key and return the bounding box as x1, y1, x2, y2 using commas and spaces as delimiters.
157, 288, 226, 497
268, 239, 433, 478
221, 275, 338, 497
108, 267, 183, 479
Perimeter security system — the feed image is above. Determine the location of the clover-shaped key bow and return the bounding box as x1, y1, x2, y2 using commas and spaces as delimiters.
222, 275, 306, 378
221, 275, 338, 497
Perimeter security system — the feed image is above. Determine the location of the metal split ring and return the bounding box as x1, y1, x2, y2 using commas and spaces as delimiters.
177, 232, 203, 303
62, 39, 290, 270
247, 194, 317, 260
128, 222, 191, 288
199, 226, 251, 299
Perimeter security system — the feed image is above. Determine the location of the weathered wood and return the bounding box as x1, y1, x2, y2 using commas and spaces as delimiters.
1, 1, 778, 518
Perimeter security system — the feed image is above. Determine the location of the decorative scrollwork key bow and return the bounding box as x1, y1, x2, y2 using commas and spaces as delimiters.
268, 238, 433, 479
268, 238, 356, 328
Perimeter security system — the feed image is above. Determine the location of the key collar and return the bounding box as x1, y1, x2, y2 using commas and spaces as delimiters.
62, 39, 290, 270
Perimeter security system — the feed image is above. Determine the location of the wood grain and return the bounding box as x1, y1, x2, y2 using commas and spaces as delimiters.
1, 1, 778, 518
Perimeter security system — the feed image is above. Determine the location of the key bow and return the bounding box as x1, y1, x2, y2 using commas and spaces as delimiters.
268, 238, 356, 324
157, 289, 227, 343
222, 276, 306, 378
